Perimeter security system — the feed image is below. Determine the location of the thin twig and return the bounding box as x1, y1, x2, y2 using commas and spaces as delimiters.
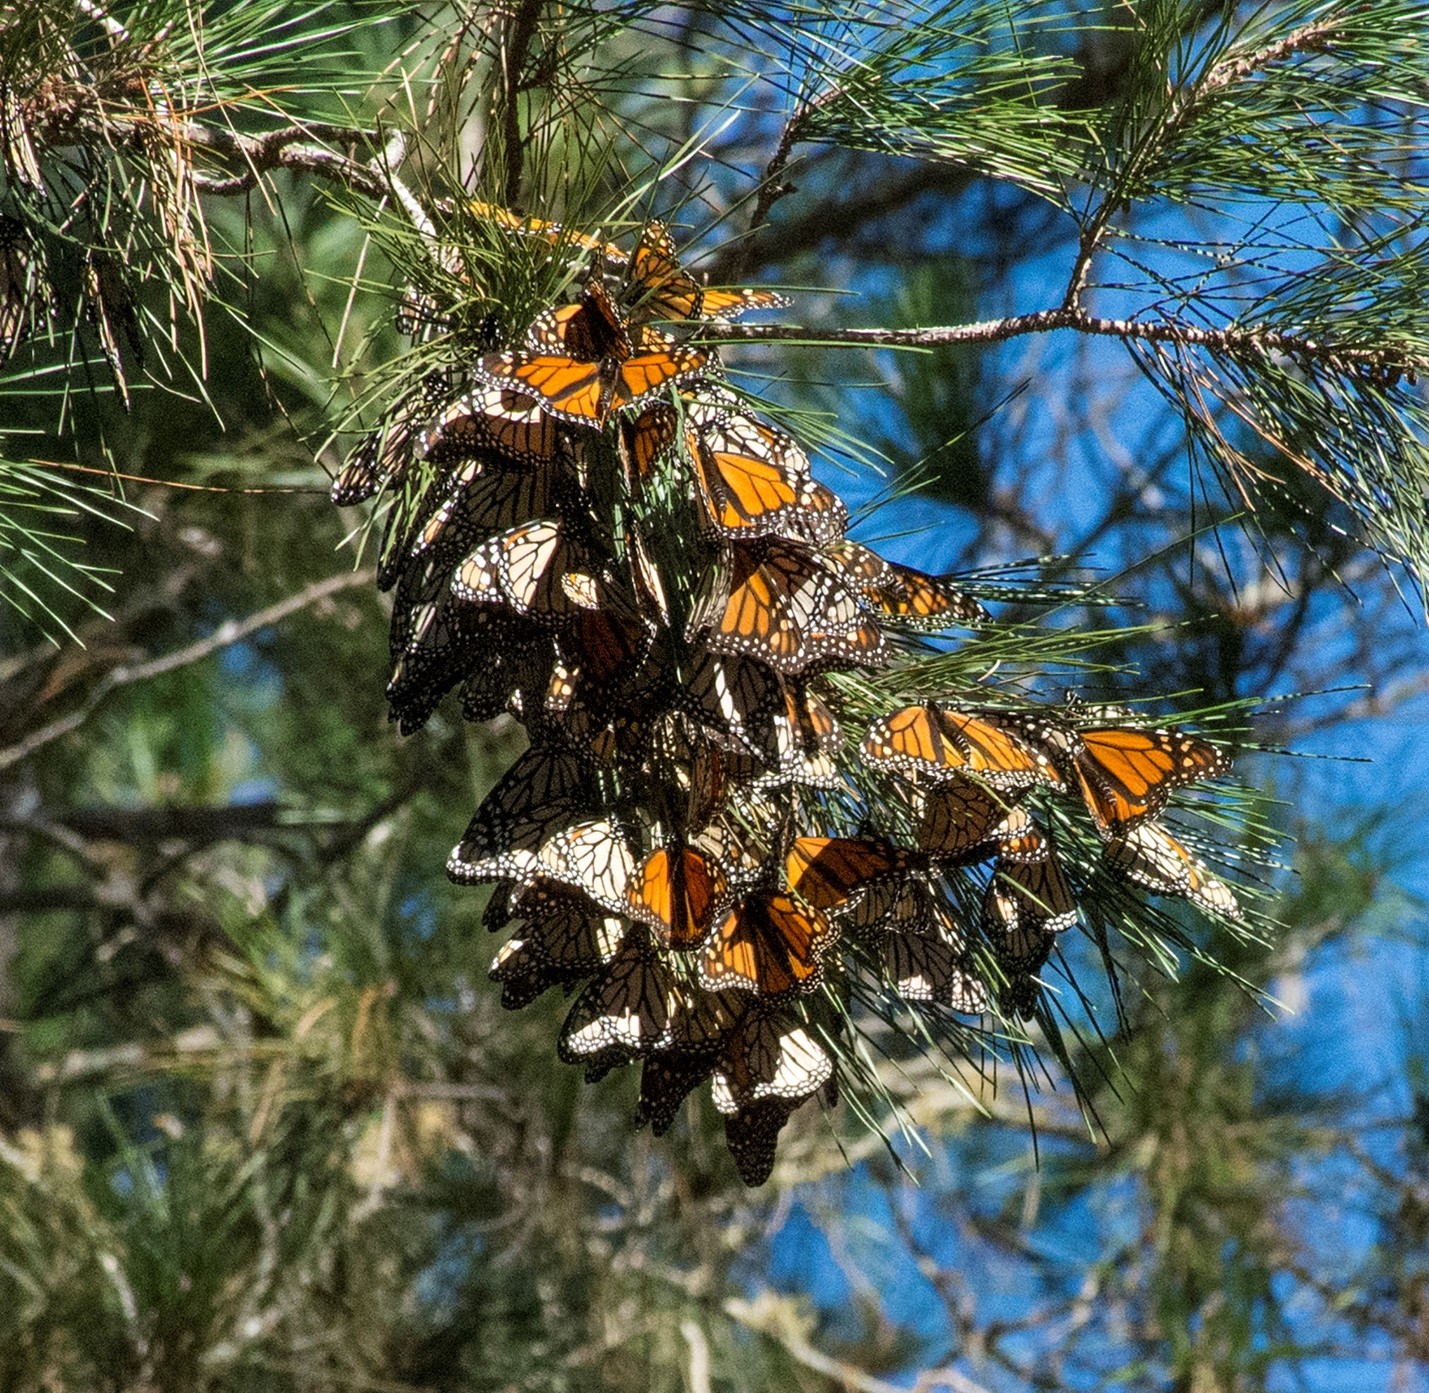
0, 570, 373, 773
713, 305, 1423, 376
179, 122, 388, 199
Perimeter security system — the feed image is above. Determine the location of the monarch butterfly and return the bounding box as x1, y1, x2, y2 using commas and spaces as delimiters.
618, 403, 678, 481
488, 881, 626, 1009
446, 742, 599, 884
559, 936, 681, 1075
911, 779, 1021, 862
861, 705, 1061, 792
1104, 822, 1242, 917
695, 540, 885, 676
684, 401, 848, 546
478, 280, 709, 427
989, 708, 1232, 834
459, 627, 557, 726
419, 386, 564, 468
380, 455, 563, 595
1067, 725, 1232, 833
701, 891, 838, 998
676, 650, 788, 757
986, 810, 1078, 937
388, 605, 542, 734
828, 541, 988, 629
842, 872, 933, 938
636, 1052, 718, 1136
536, 817, 639, 915
627, 844, 732, 948
713, 1014, 833, 1110
999, 975, 1044, 1021
722, 1100, 800, 1187
614, 221, 788, 325
451, 518, 604, 626
336, 373, 460, 507
784, 835, 911, 912
885, 926, 986, 1013
722, 685, 845, 790
467, 199, 621, 260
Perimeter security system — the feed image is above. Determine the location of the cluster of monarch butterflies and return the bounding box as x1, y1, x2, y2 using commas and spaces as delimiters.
333, 210, 1242, 1185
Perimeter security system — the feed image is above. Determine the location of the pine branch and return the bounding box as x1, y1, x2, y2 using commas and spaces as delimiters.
1066, 16, 1347, 307
0, 569, 372, 773
715, 305, 1423, 379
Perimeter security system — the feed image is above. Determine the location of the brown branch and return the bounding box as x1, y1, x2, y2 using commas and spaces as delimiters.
173, 121, 389, 199
712, 305, 1424, 376
739, 84, 846, 278
0, 569, 373, 774
497, 0, 545, 206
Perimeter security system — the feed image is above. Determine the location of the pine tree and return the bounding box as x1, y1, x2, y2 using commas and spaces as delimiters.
4, 1, 1429, 1388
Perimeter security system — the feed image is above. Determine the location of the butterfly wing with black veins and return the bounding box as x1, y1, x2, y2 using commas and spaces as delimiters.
333, 373, 449, 506
627, 845, 732, 948
446, 741, 600, 884
537, 817, 640, 916
885, 900, 987, 1012
636, 1053, 718, 1135
559, 937, 682, 1077
700, 890, 839, 999
419, 386, 563, 468
861, 705, 1060, 791
712, 1013, 834, 1187
1072, 726, 1233, 834
675, 650, 788, 757
684, 402, 847, 547
488, 878, 626, 1009
784, 835, 911, 913
827, 541, 987, 630
695, 540, 883, 677
478, 282, 709, 427
721, 686, 844, 789
911, 778, 1023, 862
1104, 822, 1242, 917
388, 605, 537, 735
984, 810, 1078, 939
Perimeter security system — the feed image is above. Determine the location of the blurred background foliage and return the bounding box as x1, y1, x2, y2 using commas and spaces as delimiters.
4, 0, 1429, 1388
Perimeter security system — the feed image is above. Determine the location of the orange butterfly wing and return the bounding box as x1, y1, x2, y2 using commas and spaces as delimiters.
785, 835, 908, 911
702, 892, 834, 997
1075, 727, 1231, 831
628, 846, 730, 948
862, 706, 1051, 790
686, 408, 847, 546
